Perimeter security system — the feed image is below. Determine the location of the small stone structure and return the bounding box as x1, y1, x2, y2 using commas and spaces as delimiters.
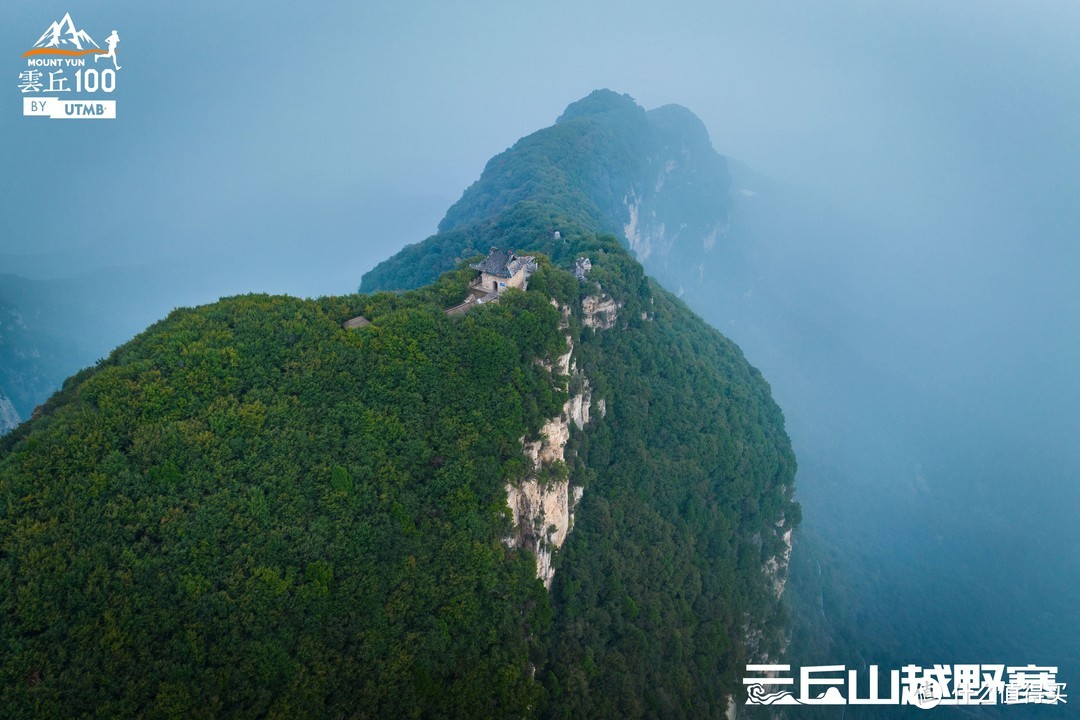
342, 315, 370, 329
446, 248, 539, 315
469, 247, 538, 295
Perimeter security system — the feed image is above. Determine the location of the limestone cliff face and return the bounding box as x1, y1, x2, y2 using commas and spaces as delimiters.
740, 518, 795, 698
357, 92, 798, 712
581, 293, 620, 331
0, 391, 19, 435
764, 526, 794, 599
505, 477, 575, 588
618, 103, 732, 291
506, 295, 611, 588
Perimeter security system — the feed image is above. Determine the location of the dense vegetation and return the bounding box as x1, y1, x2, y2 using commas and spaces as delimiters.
1, 233, 796, 718
0, 277, 88, 424
361, 89, 730, 295
535, 239, 797, 718
1, 268, 572, 718
1, 88, 797, 717
0, 268, 204, 428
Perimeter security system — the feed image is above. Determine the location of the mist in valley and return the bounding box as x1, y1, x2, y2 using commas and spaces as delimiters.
3, 1, 1078, 712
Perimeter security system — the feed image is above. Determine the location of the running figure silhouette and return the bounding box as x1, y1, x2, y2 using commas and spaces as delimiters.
95, 30, 121, 70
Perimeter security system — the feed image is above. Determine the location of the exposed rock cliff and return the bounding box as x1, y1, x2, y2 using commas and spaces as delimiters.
0, 392, 19, 435
506, 295, 611, 588
764, 526, 794, 599
0, 92, 801, 719
582, 292, 620, 331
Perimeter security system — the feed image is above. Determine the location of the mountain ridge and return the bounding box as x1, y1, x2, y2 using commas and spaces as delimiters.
0, 92, 797, 718
363, 89, 731, 295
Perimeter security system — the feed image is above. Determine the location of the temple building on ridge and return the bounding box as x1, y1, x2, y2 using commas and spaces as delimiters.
470, 248, 538, 295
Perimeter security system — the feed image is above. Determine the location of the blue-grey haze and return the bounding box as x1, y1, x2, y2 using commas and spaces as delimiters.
3, 1, 1078, 713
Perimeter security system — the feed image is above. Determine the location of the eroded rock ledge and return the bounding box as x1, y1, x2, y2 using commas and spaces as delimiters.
582, 293, 620, 331
505, 293, 611, 588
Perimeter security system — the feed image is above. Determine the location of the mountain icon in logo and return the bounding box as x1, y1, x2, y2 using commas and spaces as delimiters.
33, 13, 99, 51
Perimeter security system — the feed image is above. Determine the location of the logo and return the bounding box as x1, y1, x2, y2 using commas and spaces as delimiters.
17, 13, 122, 120
743, 663, 1067, 708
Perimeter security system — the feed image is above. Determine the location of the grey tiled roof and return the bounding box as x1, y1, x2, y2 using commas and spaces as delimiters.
470, 248, 537, 278
470, 248, 515, 277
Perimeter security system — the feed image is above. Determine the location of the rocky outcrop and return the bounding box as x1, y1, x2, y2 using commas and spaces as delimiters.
506, 302, 594, 588
582, 293, 620, 331
573, 256, 592, 281
763, 526, 794, 599
506, 479, 573, 586
623, 193, 648, 260
0, 391, 19, 435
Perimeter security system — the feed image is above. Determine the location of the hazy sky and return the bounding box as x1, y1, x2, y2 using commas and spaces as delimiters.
5, 0, 1079, 297
7, 1, 1079, 475
4, 0, 1079, 500
5, 3, 1078, 521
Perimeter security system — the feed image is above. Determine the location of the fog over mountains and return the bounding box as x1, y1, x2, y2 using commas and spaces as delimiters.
361, 90, 1080, 715
3, 1, 1078, 716
1, 92, 803, 714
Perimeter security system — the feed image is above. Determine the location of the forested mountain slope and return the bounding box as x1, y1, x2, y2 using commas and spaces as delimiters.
361, 89, 730, 295
1, 229, 796, 717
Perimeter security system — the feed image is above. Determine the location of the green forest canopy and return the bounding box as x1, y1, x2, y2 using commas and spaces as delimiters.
1, 232, 795, 717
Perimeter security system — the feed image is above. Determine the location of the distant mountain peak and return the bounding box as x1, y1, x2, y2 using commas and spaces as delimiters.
363, 89, 732, 290
555, 88, 644, 124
